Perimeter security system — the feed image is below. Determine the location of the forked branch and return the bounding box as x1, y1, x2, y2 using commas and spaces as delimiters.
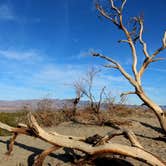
96, 0, 139, 81
94, 0, 166, 134
138, 17, 150, 58
92, 52, 137, 86
138, 31, 166, 78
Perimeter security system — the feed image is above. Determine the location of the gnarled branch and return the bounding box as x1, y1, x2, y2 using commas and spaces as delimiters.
0, 113, 165, 166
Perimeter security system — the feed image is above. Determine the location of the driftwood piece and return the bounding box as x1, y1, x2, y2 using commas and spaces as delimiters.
5, 133, 18, 156
0, 113, 165, 166
33, 146, 60, 166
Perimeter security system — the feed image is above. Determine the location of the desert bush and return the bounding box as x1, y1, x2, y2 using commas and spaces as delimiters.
34, 107, 75, 127
37, 98, 53, 112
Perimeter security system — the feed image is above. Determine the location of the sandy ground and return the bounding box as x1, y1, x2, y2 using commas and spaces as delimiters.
0, 114, 166, 166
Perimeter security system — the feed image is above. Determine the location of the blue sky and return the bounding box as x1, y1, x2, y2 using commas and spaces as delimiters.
0, 0, 165, 105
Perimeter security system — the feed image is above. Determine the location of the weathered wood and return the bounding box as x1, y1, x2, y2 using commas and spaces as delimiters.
33, 146, 60, 166
94, 0, 166, 134
0, 113, 165, 166
5, 133, 18, 156
27, 113, 166, 166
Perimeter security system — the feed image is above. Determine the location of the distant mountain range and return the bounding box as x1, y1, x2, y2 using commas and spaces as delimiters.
0, 99, 165, 112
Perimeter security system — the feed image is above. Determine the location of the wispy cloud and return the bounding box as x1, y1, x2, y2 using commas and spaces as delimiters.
0, 4, 15, 21
149, 67, 166, 73
74, 48, 102, 59
0, 3, 40, 23
30, 64, 85, 87
25, 64, 125, 100
0, 49, 41, 61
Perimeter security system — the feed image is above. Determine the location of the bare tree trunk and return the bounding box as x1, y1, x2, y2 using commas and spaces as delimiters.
137, 89, 166, 133
94, 0, 166, 135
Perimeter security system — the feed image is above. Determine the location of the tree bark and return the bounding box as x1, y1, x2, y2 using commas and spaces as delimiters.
137, 90, 166, 133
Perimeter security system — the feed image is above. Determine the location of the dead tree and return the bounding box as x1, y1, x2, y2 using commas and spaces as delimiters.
0, 1, 165, 165
93, 0, 166, 134
72, 83, 84, 117
74, 67, 106, 114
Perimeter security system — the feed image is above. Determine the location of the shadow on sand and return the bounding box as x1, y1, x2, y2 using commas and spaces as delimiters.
0, 139, 134, 166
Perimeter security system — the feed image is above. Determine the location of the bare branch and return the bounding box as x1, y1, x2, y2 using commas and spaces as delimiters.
27, 113, 166, 166
119, 15, 138, 80
96, 4, 120, 27
5, 133, 18, 156
96, 86, 106, 113
0, 113, 165, 166
95, 128, 143, 149
152, 31, 166, 58
152, 57, 165, 62
97, 1, 139, 80
103, 64, 119, 69
120, 91, 135, 97
109, 0, 121, 14
95, 0, 166, 134
92, 52, 137, 86
118, 39, 129, 43
34, 146, 60, 166
138, 18, 150, 58
138, 55, 165, 79
122, 129, 143, 148
92, 52, 119, 66
120, 0, 127, 12
162, 31, 166, 47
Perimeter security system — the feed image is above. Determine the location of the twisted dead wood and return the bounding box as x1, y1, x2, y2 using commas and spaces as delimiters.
0, 113, 165, 166
94, 0, 166, 134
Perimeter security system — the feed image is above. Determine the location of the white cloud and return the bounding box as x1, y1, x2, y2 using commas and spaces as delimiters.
73, 48, 102, 59
30, 64, 85, 87
0, 49, 41, 61
27, 64, 131, 100
0, 4, 15, 20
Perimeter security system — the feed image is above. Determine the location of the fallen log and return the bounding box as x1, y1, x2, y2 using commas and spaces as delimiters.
0, 113, 165, 166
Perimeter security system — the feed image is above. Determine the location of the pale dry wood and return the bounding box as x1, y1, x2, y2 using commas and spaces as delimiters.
92, 53, 137, 86
50, 131, 86, 141
120, 91, 136, 97
27, 113, 165, 166
0, 1, 165, 165
95, 0, 166, 134
5, 133, 18, 156
95, 127, 143, 148
138, 18, 150, 58
97, 0, 139, 80
33, 146, 60, 166
0, 114, 165, 166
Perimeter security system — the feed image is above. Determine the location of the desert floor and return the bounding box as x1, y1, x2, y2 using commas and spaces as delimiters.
0, 113, 165, 166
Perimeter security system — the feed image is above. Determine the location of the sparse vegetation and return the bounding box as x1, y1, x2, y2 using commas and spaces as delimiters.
0, 0, 165, 166
74, 67, 106, 114
0, 111, 28, 136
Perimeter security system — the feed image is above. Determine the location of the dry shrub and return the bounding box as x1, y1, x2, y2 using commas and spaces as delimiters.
75, 107, 132, 127
107, 104, 135, 117
75, 107, 101, 124
34, 108, 75, 127
34, 110, 55, 127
